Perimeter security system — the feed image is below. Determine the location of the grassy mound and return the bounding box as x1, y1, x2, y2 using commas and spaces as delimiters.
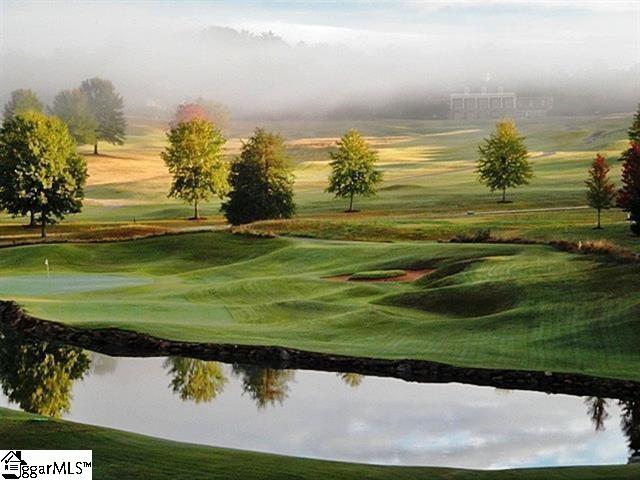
1, 408, 636, 480
385, 282, 519, 318
350, 269, 406, 280
1, 232, 640, 381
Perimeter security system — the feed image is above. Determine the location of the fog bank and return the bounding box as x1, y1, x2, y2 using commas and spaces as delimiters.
1, 1, 638, 119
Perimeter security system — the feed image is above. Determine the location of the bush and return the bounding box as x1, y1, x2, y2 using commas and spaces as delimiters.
549, 239, 639, 263
449, 229, 492, 243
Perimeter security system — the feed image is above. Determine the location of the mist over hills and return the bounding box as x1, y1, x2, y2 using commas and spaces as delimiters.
1, 2, 638, 120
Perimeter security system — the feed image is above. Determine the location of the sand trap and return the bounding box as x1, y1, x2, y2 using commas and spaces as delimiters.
327, 269, 434, 283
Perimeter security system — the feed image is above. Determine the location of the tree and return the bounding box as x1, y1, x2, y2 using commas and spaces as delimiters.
51, 89, 97, 145
585, 397, 609, 432
477, 120, 532, 202
222, 128, 295, 224
232, 364, 293, 409
617, 142, 640, 236
619, 400, 640, 463
326, 130, 382, 212
172, 98, 229, 130
0, 322, 91, 417
629, 104, 640, 144
80, 77, 126, 154
161, 118, 228, 220
0, 112, 88, 237
172, 103, 208, 126
585, 154, 616, 229
164, 357, 227, 404
338, 372, 364, 388
3, 89, 43, 119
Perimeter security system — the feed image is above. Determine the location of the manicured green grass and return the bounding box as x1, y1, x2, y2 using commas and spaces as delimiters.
0, 408, 636, 480
1, 232, 639, 382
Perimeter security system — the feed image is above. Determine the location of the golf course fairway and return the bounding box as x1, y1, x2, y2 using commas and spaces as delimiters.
0, 231, 639, 383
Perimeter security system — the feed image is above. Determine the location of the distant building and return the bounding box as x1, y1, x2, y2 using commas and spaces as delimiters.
449, 90, 553, 120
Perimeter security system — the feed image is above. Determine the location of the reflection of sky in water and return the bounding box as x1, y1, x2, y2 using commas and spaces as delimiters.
0, 353, 628, 468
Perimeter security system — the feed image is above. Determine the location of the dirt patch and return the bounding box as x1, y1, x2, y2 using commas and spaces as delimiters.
327, 269, 434, 283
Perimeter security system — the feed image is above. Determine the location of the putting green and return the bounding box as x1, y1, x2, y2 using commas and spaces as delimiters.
0, 274, 150, 296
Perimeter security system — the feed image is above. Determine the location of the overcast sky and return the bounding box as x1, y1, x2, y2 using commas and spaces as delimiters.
1, 1, 639, 117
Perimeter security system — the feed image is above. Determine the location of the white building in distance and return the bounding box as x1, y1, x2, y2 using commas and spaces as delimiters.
450, 89, 553, 120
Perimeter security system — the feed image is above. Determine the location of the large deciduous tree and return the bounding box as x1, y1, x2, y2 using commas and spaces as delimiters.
51, 89, 97, 145
585, 154, 616, 229
80, 77, 126, 154
617, 142, 640, 236
326, 130, 382, 212
3, 89, 43, 119
161, 118, 228, 220
477, 120, 532, 203
0, 112, 88, 237
222, 128, 295, 225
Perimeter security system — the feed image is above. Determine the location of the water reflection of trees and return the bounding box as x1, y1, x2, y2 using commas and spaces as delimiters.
232, 364, 293, 409
338, 372, 363, 388
586, 397, 640, 463
164, 357, 227, 404
0, 325, 90, 417
619, 399, 640, 462
585, 397, 610, 431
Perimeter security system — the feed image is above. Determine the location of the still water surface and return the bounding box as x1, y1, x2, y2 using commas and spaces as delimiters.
0, 332, 637, 469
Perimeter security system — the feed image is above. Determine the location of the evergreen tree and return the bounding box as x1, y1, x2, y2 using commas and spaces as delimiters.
585, 154, 616, 229
477, 120, 532, 202
51, 89, 97, 145
222, 128, 295, 224
161, 118, 228, 220
629, 104, 640, 143
80, 77, 126, 154
326, 130, 382, 212
617, 142, 640, 236
3, 89, 43, 119
0, 112, 88, 237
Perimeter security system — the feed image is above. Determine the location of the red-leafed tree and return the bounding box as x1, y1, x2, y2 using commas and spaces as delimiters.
585, 154, 616, 229
617, 142, 640, 236
171, 99, 229, 129
172, 103, 208, 126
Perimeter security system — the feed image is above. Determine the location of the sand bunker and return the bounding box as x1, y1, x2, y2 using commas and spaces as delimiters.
328, 269, 434, 283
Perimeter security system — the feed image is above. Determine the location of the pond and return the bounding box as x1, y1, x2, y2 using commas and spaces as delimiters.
0, 327, 637, 469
